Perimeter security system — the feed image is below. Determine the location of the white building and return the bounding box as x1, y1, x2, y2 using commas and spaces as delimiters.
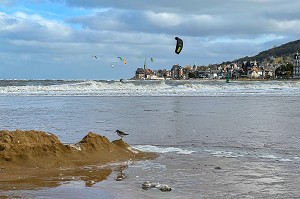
293, 52, 300, 78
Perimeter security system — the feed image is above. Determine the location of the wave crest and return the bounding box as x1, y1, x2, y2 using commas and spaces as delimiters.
1, 80, 300, 96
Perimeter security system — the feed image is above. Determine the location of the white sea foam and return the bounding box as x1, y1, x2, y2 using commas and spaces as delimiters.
279, 158, 293, 162
131, 160, 167, 170
1, 80, 300, 96
133, 145, 196, 155
258, 154, 293, 162
205, 149, 245, 158
205, 148, 297, 162
259, 154, 278, 159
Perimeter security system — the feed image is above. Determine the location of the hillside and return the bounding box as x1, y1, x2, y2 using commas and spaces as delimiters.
231, 39, 300, 63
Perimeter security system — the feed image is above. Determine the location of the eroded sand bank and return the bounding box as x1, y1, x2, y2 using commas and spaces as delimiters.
0, 130, 157, 190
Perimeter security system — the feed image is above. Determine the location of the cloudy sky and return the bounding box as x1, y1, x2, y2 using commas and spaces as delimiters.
1, 0, 300, 80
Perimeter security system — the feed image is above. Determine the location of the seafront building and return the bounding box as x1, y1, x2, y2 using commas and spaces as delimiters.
134, 63, 272, 80
134, 52, 300, 80
293, 52, 300, 78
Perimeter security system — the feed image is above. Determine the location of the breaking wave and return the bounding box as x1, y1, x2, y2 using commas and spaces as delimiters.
1, 79, 300, 96
133, 145, 196, 155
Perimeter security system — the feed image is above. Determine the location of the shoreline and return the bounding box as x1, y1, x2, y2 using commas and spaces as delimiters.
129, 77, 300, 82
1, 77, 299, 82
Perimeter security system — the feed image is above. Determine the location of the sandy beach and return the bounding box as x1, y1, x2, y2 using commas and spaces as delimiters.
0, 130, 157, 191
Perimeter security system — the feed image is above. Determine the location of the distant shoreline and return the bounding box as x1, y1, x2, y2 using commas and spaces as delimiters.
130, 77, 300, 82
1, 78, 300, 82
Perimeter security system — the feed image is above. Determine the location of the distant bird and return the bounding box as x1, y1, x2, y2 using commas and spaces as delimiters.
91, 55, 98, 59
115, 130, 129, 139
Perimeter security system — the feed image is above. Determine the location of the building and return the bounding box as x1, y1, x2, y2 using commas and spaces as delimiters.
171, 65, 183, 79
135, 68, 145, 79
145, 69, 153, 79
293, 52, 300, 78
134, 68, 154, 79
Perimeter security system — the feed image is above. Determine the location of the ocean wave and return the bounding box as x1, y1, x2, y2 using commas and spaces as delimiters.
1, 80, 300, 96
133, 145, 196, 155
204, 148, 297, 162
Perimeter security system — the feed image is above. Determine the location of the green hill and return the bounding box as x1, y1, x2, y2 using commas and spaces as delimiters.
232, 39, 300, 63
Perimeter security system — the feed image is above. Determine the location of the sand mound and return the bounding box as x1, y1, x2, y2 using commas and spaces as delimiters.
0, 130, 156, 168
0, 130, 68, 163
0, 130, 157, 190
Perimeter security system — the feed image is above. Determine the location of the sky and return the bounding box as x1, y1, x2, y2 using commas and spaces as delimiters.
1, 0, 300, 80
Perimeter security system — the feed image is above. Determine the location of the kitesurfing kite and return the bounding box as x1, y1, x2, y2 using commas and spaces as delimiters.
117, 56, 127, 64
175, 37, 183, 54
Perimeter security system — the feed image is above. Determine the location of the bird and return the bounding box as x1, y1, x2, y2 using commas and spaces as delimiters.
115, 130, 129, 139
91, 55, 97, 59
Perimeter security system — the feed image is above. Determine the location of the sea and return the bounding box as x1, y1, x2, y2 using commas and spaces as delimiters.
1, 79, 300, 199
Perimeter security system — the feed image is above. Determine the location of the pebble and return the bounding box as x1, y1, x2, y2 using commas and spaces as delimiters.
142, 181, 159, 189
142, 181, 172, 192
158, 184, 172, 192
85, 180, 95, 187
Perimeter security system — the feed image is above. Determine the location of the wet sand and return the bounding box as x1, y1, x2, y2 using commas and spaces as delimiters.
0, 130, 157, 191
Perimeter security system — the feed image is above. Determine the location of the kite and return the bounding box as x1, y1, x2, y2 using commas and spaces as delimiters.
91, 55, 98, 59
175, 37, 183, 54
117, 56, 127, 64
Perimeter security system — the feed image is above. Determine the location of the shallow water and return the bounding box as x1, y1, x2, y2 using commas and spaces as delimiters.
1, 80, 300, 198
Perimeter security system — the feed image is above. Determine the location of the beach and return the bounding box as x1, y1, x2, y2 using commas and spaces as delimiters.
1, 80, 300, 198
0, 130, 157, 190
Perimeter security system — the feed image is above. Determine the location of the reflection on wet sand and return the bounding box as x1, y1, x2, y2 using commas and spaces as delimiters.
115, 165, 128, 181
0, 166, 113, 190
0, 163, 133, 198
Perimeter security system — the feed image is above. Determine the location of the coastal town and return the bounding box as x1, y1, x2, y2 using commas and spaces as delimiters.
133, 52, 300, 80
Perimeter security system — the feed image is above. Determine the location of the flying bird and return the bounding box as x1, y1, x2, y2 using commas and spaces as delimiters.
115, 130, 129, 139
91, 56, 98, 59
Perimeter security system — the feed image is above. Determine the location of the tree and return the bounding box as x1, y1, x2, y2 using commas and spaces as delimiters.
275, 63, 294, 78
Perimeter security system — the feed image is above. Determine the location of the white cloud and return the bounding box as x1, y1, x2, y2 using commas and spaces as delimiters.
270, 19, 300, 34
0, 11, 72, 41
145, 11, 182, 27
